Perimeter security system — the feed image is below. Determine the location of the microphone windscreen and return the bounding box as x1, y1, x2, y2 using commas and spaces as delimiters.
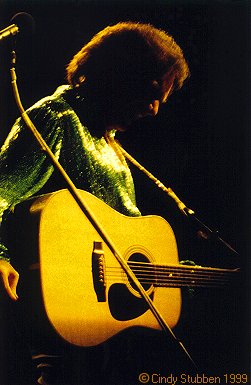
10, 12, 35, 37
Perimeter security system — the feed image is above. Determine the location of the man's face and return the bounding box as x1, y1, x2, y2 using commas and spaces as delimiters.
106, 76, 175, 132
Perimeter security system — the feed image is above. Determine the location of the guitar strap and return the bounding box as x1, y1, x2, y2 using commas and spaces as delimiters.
10, 51, 198, 371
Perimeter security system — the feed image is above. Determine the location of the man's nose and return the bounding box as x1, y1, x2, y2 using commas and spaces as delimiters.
148, 100, 160, 116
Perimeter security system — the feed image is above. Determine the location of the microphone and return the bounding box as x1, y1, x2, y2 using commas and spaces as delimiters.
0, 12, 34, 41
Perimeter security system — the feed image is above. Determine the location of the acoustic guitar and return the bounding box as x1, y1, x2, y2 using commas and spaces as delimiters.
8, 189, 239, 347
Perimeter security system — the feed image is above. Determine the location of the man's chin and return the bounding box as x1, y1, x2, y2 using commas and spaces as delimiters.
106, 114, 143, 132
107, 121, 132, 132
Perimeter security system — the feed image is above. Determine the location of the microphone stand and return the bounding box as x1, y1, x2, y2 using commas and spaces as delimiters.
115, 143, 239, 257
9, 50, 199, 372
183, 209, 239, 256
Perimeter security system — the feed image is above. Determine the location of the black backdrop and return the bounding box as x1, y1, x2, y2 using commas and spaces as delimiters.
0, 1, 250, 384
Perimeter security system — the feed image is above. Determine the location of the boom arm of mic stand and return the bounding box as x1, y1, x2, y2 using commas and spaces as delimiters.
116, 142, 239, 257
182, 208, 239, 256
164, 189, 239, 256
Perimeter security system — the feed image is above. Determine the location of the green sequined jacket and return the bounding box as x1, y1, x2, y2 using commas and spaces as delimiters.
0, 85, 140, 261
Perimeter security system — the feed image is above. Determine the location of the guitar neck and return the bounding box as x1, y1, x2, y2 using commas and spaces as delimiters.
128, 261, 239, 289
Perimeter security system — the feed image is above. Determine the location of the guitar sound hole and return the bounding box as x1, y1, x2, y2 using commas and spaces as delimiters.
108, 252, 153, 321
128, 253, 152, 293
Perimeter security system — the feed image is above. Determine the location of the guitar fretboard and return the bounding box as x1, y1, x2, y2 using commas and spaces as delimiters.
127, 262, 239, 288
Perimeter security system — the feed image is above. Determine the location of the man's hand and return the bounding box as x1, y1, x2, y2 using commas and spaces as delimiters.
0, 260, 19, 301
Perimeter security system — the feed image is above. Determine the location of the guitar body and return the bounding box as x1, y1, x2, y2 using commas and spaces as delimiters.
10, 189, 181, 347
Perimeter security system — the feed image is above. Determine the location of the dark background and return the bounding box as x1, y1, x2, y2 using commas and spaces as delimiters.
0, 0, 250, 383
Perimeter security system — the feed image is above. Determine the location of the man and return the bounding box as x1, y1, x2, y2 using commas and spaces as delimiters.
0, 22, 189, 384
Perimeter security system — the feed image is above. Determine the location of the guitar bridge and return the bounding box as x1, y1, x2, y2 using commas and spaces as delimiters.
92, 241, 107, 302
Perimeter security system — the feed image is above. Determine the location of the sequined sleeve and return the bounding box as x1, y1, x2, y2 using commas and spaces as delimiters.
0, 104, 64, 261
0, 85, 141, 261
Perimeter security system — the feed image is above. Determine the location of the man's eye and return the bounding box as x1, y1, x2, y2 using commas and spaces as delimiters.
152, 81, 166, 100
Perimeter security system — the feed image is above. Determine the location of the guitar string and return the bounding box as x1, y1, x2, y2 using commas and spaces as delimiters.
103, 273, 233, 287
105, 272, 233, 283
126, 262, 237, 276
105, 267, 236, 279
106, 279, 230, 288
105, 273, 232, 283
126, 260, 238, 274
104, 277, 234, 287
105, 268, 235, 279
105, 262, 237, 276
104, 261, 237, 285
104, 267, 235, 287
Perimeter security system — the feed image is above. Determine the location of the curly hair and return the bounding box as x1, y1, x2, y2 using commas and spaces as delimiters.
66, 22, 189, 98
